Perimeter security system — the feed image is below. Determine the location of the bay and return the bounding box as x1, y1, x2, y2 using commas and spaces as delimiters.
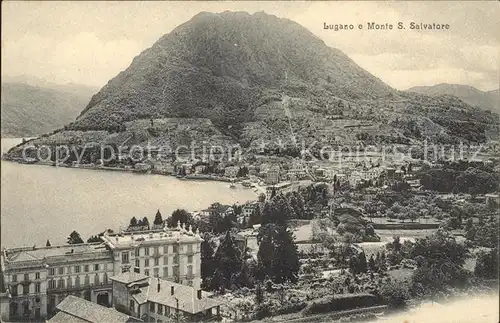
0, 138, 256, 248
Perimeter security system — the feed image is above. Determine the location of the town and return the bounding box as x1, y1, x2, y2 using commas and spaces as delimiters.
1, 142, 498, 322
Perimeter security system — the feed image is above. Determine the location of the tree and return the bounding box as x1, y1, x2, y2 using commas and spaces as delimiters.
368, 254, 376, 272
257, 224, 300, 283
67, 231, 84, 244
153, 210, 163, 225
201, 234, 216, 290
258, 193, 266, 203
255, 283, 264, 304
357, 252, 367, 273
142, 217, 150, 229
129, 217, 138, 227
380, 280, 410, 310
474, 247, 499, 279
46, 239, 51, 247
213, 232, 243, 291
167, 209, 193, 228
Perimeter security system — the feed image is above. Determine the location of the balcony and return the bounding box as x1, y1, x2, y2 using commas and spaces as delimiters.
47, 282, 112, 294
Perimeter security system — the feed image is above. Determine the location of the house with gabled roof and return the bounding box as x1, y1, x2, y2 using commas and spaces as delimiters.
110, 272, 221, 322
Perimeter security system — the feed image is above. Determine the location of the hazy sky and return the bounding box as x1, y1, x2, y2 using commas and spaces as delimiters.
2, 1, 499, 91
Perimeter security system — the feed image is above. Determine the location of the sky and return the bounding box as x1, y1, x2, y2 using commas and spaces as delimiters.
2, 1, 499, 91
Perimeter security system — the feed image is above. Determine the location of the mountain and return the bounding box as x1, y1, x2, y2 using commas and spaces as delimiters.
1, 82, 96, 137
4, 11, 499, 159
72, 11, 393, 132
407, 84, 500, 114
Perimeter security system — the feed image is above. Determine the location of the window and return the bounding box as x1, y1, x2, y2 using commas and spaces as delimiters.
145, 248, 150, 256
158, 304, 163, 315
173, 255, 179, 265
35, 272, 40, 280
84, 265, 89, 272
154, 258, 159, 266
144, 269, 150, 276
187, 280, 193, 287
103, 273, 108, 284
187, 265, 193, 277
163, 245, 168, 254
75, 276, 80, 287
188, 255, 193, 264
153, 268, 159, 277
122, 252, 129, 264
57, 278, 64, 289
163, 256, 169, 265
129, 300, 135, 312
166, 306, 170, 315
23, 284, 29, 295
35, 283, 41, 293
67, 277, 72, 288
154, 247, 159, 255
135, 259, 140, 268
95, 273, 100, 285
173, 245, 178, 253
11, 287, 18, 297
12, 274, 17, 282
163, 267, 169, 277
94, 264, 100, 271
187, 244, 193, 253
49, 279, 56, 289
84, 275, 90, 286
49, 268, 55, 276
121, 267, 128, 273
135, 248, 140, 257
58, 267, 64, 275
150, 302, 155, 313
24, 273, 29, 281
144, 258, 149, 267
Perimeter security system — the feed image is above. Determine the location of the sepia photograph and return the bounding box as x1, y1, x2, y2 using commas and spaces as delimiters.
1, 1, 499, 322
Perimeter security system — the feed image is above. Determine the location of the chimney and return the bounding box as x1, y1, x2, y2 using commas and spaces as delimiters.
170, 286, 174, 295
197, 290, 202, 300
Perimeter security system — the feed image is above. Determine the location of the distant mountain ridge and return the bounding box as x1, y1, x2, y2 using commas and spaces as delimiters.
407, 83, 500, 114
1, 82, 96, 137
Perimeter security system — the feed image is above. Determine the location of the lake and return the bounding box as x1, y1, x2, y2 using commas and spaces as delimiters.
1, 138, 257, 248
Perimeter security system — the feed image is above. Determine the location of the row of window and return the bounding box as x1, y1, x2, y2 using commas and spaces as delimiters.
11, 272, 41, 282
10, 282, 41, 296
47, 273, 108, 289
149, 301, 173, 315
132, 244, 197, 258
48, 263, 104, 276
130, 254, 193, 267
132, 265, 193, 278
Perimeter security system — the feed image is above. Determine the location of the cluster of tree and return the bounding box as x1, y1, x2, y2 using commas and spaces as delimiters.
385, 231, 470, 298
419, 165, 497, 195
465, 216, 498, 248
128, 216, 150, 230
201, 231, 255, 291
66, 229, 115, 245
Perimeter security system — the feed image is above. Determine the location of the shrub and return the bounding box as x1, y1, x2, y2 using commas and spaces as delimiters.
301, 293, 378, 315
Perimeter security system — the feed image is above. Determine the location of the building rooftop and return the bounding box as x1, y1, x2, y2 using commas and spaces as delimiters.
111, 274, 221, 314
110, 271, 150, 285
3, 243, 110, 265
100, 226, 202, 249
48, 295, 141, 323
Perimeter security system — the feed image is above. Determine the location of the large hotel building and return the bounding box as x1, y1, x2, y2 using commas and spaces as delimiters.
0, 224, 203, 321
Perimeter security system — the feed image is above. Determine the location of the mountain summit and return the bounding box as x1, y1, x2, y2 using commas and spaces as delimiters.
71, 11, 393, 133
